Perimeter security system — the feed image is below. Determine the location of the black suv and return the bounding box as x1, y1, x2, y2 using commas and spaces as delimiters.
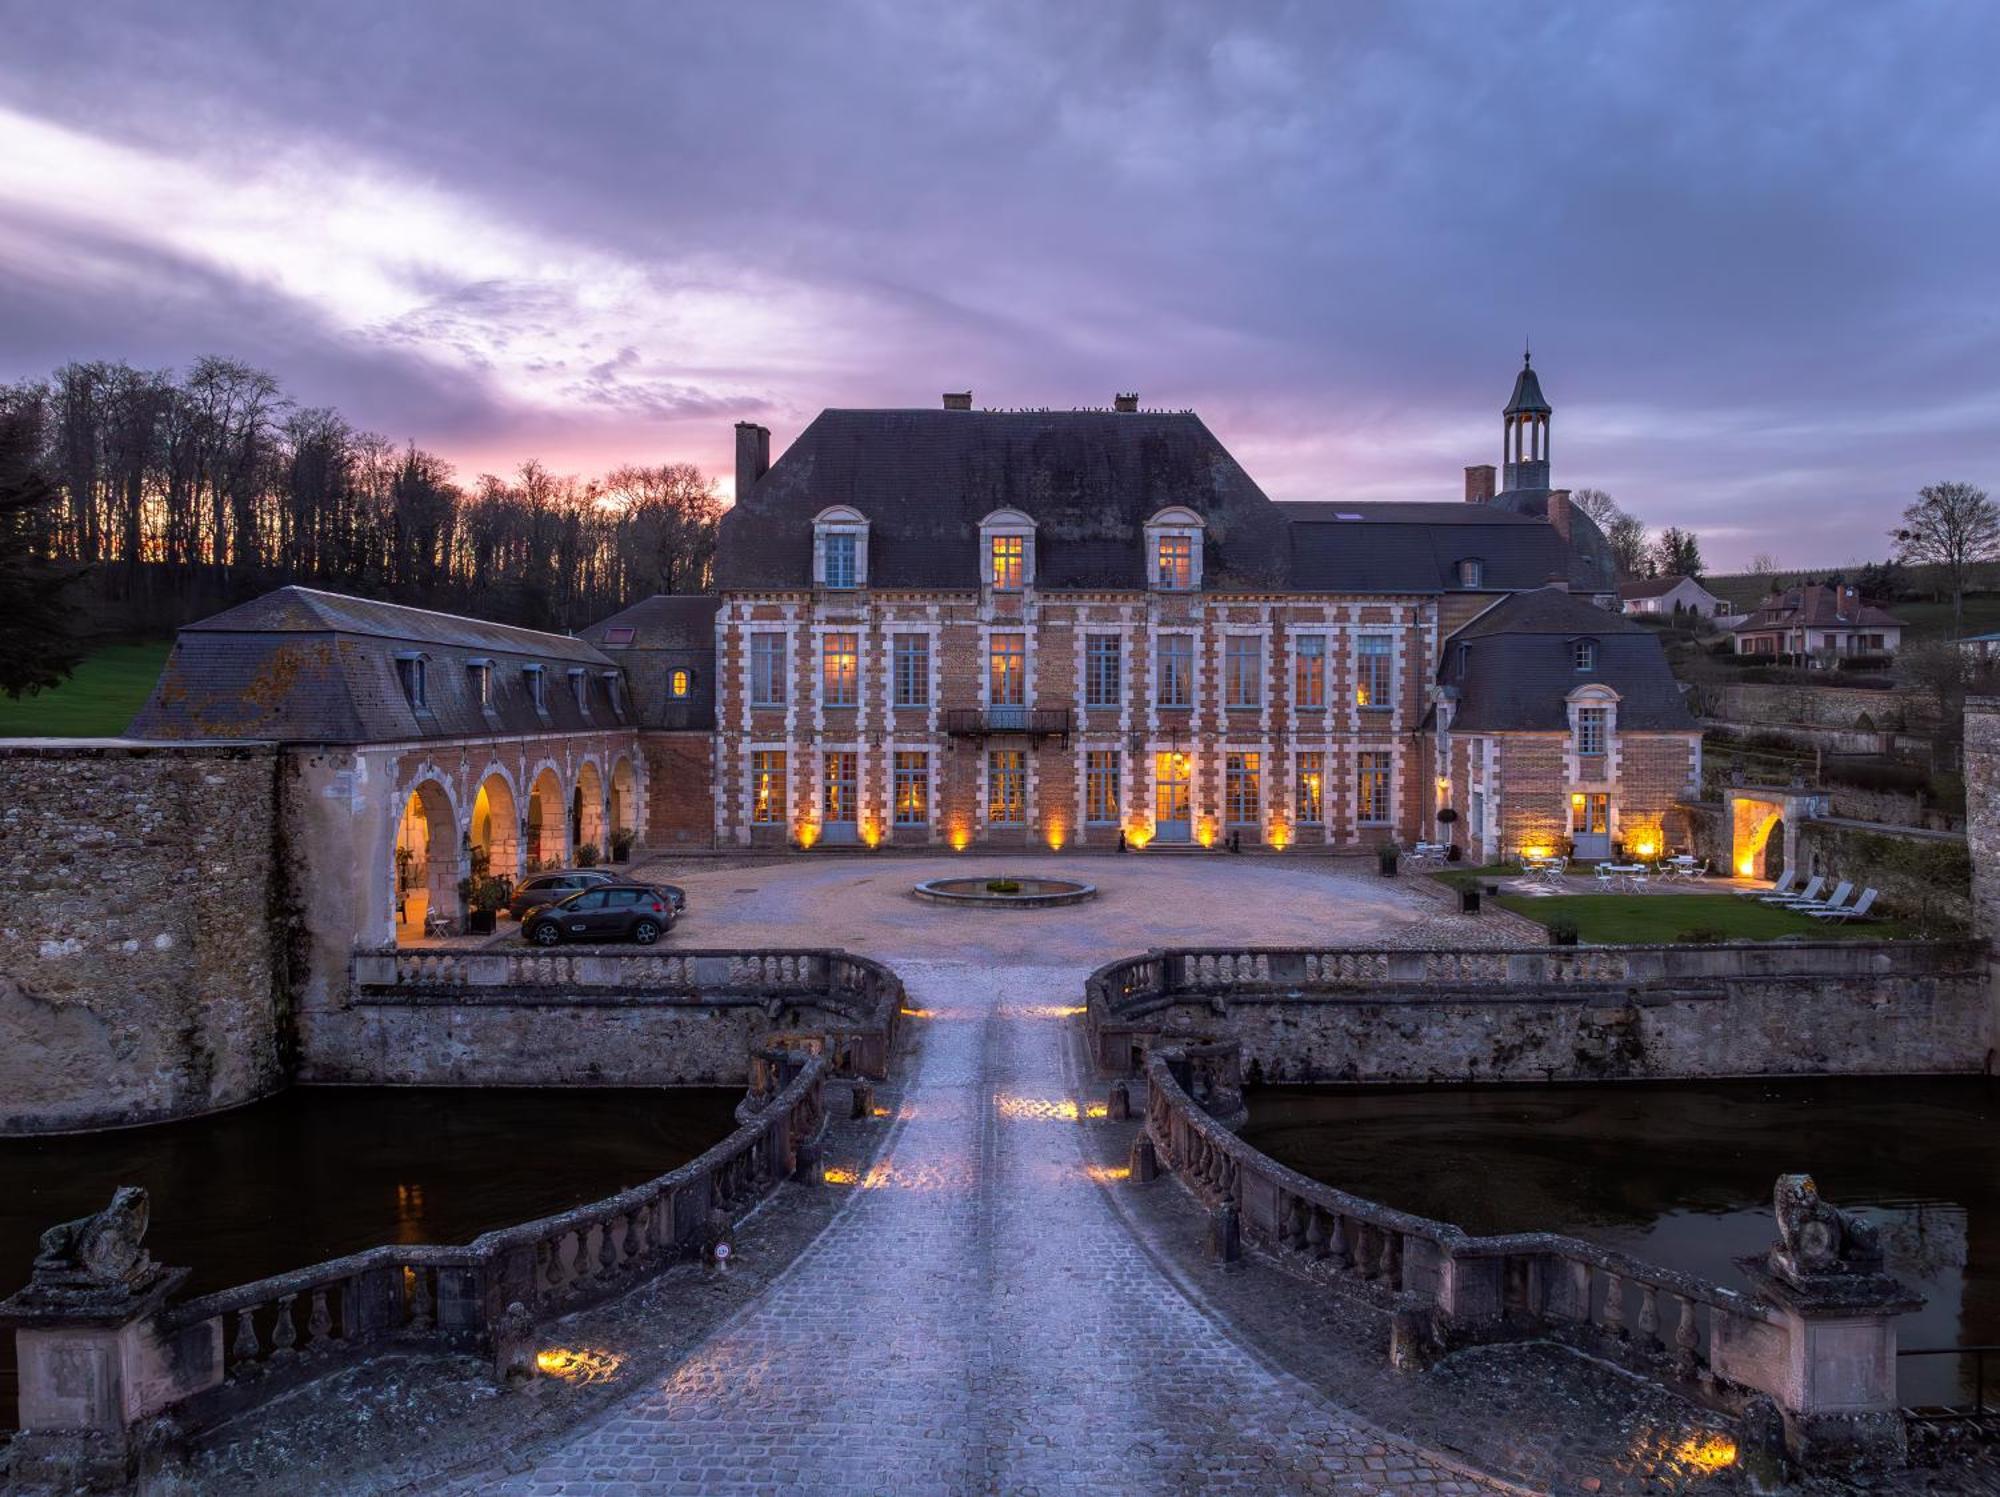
522, 884, 675, 946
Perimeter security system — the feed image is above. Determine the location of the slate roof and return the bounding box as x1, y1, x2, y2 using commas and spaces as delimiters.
1733, 584, 1903, 633
1443, 587, 1695, 733
1282, 502, 1606, 593
129, 586, 627, 743
1504, 356, 1551, 415
580, 594, 722, 652
580, 595, 721, 731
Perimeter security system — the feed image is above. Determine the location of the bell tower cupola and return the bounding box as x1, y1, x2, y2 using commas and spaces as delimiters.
1502, 348, 1552, 491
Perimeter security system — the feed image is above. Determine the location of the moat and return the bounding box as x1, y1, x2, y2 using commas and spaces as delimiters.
1243, 1075, 2000, 1407
0, 1084, 739, 1431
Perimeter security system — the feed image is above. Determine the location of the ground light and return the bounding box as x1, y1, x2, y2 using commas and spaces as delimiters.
535, 1347, 624, 1384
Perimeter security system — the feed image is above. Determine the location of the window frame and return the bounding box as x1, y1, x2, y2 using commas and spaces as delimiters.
1084, 749, 1120, 824
987, 632, 1027, 707
1356, 750, 1392, 825
1157, 633, 1194, 708
822, 530, 859, 590
1576, 705, 1608, 757
821, 632, 859, 708
1083, 634, 1121, 709
1296, 751, 1324, 822
987, 749, 1027, 825
1355, 635, 1393, 709
1573, 639, 1597, 673
892, 633, 930, 708
523, 663, 546, 714
749, 632, 787, 708
395, 653, 428, 711
1224, 635, 1262, 709
1224, 751, 1261, 826
893, 751, 929, 825
750, 750, 787, 825
989, 533, 1025, 592
1294, 634, 1326, 710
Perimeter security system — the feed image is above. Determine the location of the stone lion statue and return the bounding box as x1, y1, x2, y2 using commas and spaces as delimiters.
1769, 1173, 1881, 1284
31, 1185, 159, 1293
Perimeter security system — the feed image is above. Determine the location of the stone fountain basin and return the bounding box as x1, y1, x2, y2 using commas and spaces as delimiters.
913, 875, 1098, 908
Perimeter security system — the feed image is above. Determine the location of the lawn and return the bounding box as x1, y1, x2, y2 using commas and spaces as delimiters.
1490, 892, 1906, 944
0, 640, 172, 737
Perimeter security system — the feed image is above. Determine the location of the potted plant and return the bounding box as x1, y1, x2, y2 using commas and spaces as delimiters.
1547, 916, 1580, 947
1377, 840, 1400, 878
1436, 807, 1459, 832
465, 875, 506, 935
576, 841, 601, 868
610, 826, 636, 864
1446, 844, 1463, 863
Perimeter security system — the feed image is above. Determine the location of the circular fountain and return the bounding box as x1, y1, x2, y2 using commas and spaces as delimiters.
913, 873, 1098, 908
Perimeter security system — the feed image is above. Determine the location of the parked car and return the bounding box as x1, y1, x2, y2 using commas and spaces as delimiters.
656, 883, 687, 916
507, 869, 619, 921
522, 884, 675, 946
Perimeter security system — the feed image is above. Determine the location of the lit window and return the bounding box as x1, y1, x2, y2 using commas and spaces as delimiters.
894, 752, 929, 824
892, 635, 929, 707
1225, 636, 1261, 708
1572, 792, 1608, 835
751, 751, 787, 824
1294, 635, 1325, 710
824, 532, 858, 589
1085, 750, 1120, 823
990, 534, 1024, 591
1356, 636, 1393, 708
750, 633, 786, 707
1573, 640, 1596, 672
822, 633, 858, 707
669, 669, 691, 699
1576, 706, 1608, 756
1357, 751, 1392, 824
988, 750, 1026, 824
1157, 634, 1193, 707
1084, 635, 1121, 708
396, 655, 427, 709
1225, 752, 1261, 825
1296, 752, 1324, 822
988, 633, 1026, 707
823, 752, 858, 822
1155, 534, 1194, 590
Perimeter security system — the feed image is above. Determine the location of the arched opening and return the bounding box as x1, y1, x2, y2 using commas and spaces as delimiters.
469, 772, 520, 881
394, 779, 460, 943
610, 757, 640, 855
526, 765, 566, 870
573, 761, 606, 859
1759, 818, 1787, 882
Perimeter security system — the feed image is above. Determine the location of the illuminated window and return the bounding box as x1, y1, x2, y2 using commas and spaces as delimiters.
669, 668, 691, 699
1155, 534, 1193, 590
751, 751, 787, 824
1573, 639, 1597, 672
892, 635, 929, 706
1157, 634, 1193, 707
1355, 635, 1392, 708
1576, 706, 1607, 756
988, 633, 1026, 706
1357, 751, 1392, 824
1224, 636, 1261, 708
750, 633, 786, 707
893, 752, 929, 824
823, 752, 858, 822
822, 633, 858, 707
988, 750, 1026, 824
1294, 634, 1325, 710
1084, 635, 1121, 708
990, 534, 1024, 591
1296, 752, 1324, 822
1085, 750, 1120, 823
1225, 752, 1261, 825
1572, 791, 1608, 835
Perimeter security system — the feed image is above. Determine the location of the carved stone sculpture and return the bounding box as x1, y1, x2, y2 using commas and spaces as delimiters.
19, 1186, 175, 1308
1768, 1173, 1883, 1287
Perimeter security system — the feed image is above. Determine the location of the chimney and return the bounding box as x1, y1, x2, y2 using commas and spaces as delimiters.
1464, 465, 1495, 503
1114, 392, 1139, 413
942, 391, 972, 411
1546, 488, 1572, 541
734, 421, 770, 498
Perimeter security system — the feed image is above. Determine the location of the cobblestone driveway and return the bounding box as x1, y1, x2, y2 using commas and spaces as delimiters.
489, 944, 1506, 1495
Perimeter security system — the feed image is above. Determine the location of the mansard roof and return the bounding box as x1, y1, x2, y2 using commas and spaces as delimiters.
1443, 587, 1695, 733
1282, 502, 1608, 593
128, 586, 624, 743
580, 593, 722, 652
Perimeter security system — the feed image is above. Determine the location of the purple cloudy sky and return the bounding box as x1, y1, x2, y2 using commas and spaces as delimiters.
2, 1, 1997, 567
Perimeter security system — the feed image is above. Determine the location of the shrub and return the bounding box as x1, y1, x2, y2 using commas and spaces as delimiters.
1546, 917, 1580, 946
467, 875, 508, 914
984, 878, 1021, 895
610, 825, 636, 856
576, 841, 601, 867
1377, 841, 1401, 877
1675, 927, 1726, 944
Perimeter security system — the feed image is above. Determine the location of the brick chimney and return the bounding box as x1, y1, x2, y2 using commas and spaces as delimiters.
1464, 465, 1495, 503
1114, 392, 1139, 413
734, 421, 770, 498
942, 391, 972, 410
1546, 488, 1573, 541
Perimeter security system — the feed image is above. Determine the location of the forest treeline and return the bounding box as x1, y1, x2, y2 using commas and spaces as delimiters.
0, 356, 725, 635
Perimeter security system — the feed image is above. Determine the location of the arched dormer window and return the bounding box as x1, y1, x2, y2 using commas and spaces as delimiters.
1456, 557, 1484, 589
978, 508, 1037, 592
1572, 638, 1597, 672
812, 506, 869, 590
1566, 683, 1620, 758
1144, 507, 1204, 592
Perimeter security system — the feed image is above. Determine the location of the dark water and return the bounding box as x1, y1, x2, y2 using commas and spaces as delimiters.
1242, 1077, 2000, 1409
0, 1085, 739, 1430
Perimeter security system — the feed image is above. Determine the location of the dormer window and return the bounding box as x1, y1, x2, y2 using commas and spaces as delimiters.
1144, 508, 1204, 592
524, 664, 546, 714
602, 671, 625, 718
978, 509, 1036, 592
1457, 558, 1484, 588
813, 506, 869, 589
1573, 639, 1597, 672
991, 535, 1023, 590
669, 668, 691, 699
394, 653, 428, 710
568, 667, 590, 714
467, 658, 494, 709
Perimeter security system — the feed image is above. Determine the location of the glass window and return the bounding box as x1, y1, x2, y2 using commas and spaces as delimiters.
1572, 791, 1609, 834
750, 633, 786, 707
469, 662, 490, 708
1224, 636, 1261, 708
1357, 751, 1391, 824
1225, 752, 1261, 825
566, 890, 608, 911
1294, 634, 1325, 710
894, 751, 928, 824
1085, 750, 1119, 823
1084, 634, 1121, 708
1157, 634, 1193, 707
571, 670, 589, 711
1573, 640, 1596, 672
606, 889, 642, 908
988, 750, 1025, 824
892, 634, 929, 707
823, 531, 857, 589
989, 632, 1026, 706
524, 664, 545, 713
1155, 534, 1193, 590
1355, 635, 1393, 708
1458, 558, 1484, 588
751, 751, 787, 824
822, 633, 858, 707
1296, 752, 1324, 822
990, 534, 1024, 591
1576, 706, 1607, 756
396, 656, 427, 709
670, 668, 691, 698
823, 751, 858, 823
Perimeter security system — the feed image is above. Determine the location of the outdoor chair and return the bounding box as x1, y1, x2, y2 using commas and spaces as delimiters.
1786, 880, 1853, 915
1744, 868, 1799, 900
1682, 859, 1711, 882
1759, 874, 1819, 906
424, 907, 456, 939
1808, 887, 1877, 923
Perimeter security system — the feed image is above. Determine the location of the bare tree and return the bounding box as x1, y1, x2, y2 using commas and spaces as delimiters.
1569, 487, 1620, 527
1749, 552, 1780, 577
1603, 511, 1650, 578
1892, 481, 2000, 639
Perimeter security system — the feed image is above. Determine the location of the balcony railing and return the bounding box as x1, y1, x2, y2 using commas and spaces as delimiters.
940, 707, 1071, 741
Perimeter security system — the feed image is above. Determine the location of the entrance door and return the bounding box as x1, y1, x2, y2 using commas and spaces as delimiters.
823, 751, 859, 845
1154, 752, 1191, 843
1571, 792, 1611, 860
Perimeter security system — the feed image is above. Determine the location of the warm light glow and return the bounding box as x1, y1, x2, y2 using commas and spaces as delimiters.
1084, 1165, 1131, 1183
869, 1105, 893, 1118
901, 1006, 936, 1020
948, 823, 971, 852
1021, 1004, 1087, 1019
1521, 844, 1553, 861
861, 818, 882, 849
1196, 816, 1217, 849
1124, 821, 1154, 849
795, 819, 821, 850
536, 1347, 624, 1384
1044, 819, 1066, 851
1266, 819, 1292, 851
1631, 839, 1659, 859
824, 1166, 859, 1185
1737, 856, 1757, 877
1671, 1434, 1739, 1473
996, 1094, 1105, 1121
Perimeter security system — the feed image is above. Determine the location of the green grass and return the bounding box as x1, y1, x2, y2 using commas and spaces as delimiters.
0, 640, 172, 737
1885, 596, 2000, 645
1429, 863, 1521, 892
1492, 892, 1907, 945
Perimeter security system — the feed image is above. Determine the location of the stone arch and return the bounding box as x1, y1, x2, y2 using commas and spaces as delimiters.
469, 767, 521, 880
394, 775, 462, 941
525, 763, 567, 870
573, 759, 607, 857
610, 754, 641, 851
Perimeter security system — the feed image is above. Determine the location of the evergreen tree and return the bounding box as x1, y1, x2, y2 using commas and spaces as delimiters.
0, 407, 84, 698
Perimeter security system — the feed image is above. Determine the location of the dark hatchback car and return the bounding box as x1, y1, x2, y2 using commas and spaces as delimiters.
521, 884, 676, 946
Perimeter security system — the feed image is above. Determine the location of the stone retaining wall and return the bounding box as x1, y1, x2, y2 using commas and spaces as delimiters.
0, 740, 289, 1133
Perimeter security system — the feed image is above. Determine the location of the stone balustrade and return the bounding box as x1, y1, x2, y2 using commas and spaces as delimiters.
1145, 1037, 1925, 1470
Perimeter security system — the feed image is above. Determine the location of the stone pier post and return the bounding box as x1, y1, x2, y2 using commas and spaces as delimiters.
1962, 695, 2000, 1067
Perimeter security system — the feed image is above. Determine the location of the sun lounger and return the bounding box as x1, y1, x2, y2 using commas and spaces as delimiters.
1807, 887, 1877, 923
1760, 874, 1820, 906
1786, 881, 1853, 915
1746, 869, 1800, 901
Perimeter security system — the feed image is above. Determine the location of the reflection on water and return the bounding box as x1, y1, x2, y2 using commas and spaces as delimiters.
0, 1085, 739, 1430
1242, 1076, 2000, 1408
